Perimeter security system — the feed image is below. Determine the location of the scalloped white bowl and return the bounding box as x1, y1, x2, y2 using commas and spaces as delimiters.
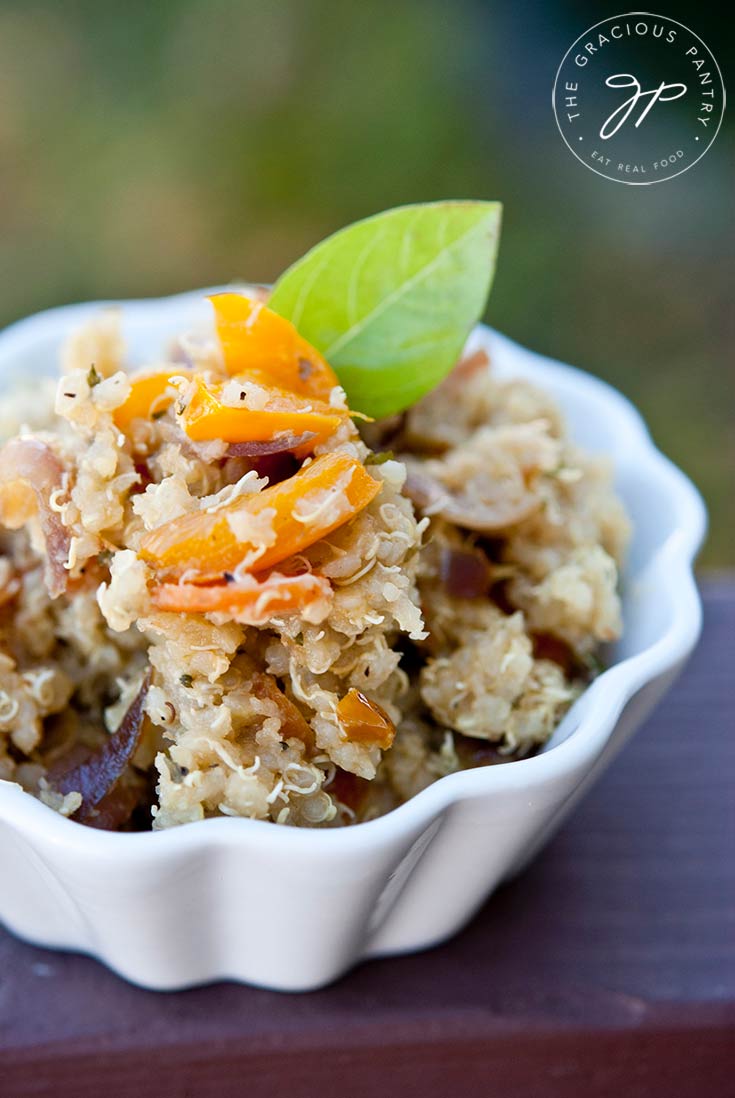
0, 290, 706, 991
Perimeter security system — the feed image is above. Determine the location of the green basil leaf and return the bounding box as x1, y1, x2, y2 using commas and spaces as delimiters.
269, 200, 501, 418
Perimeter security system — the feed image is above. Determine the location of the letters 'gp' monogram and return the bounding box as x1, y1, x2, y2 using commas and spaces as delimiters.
600, 74, 688, 138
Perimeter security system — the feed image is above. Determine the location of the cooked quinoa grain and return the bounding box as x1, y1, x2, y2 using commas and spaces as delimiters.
0, 302, 629, 829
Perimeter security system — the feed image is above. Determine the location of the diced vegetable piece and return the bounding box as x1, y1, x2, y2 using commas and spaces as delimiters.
151, 572, 332, 625
210, 293, 340, 402
48, 669, 151, 829
0, 569, 20, 609
0, 438, 70, 598
179, 377, 342, 455
328, 767, 370, 813
531, 632, 578, 677
453, 733, 506, 770
404, 464, 540, 531
233, 451, 299, 487
114, 369, 194, 430
336, 689, 396, 749
139, 451, 381, 579
225, 434, 315, 458
439, 545, 491, 599
250, 671, 315, 749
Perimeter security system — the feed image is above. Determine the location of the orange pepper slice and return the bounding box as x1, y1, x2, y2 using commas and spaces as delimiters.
139, 451, 381, 579
336, 689, 396, 750
179, 377, 343, 455
210, 293, 340, 402
151, 571, 332, 625
114, 369, 194, 431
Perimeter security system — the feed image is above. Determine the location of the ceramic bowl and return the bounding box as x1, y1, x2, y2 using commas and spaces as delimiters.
0, 290, 706, 991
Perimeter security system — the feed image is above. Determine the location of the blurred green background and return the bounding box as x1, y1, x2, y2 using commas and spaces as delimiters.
0, 0, 731, 563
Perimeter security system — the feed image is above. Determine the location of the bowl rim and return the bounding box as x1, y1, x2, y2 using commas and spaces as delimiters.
0, 288, 707, 858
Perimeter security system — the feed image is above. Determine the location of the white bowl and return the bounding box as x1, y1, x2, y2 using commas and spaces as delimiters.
0, 290, 706, 991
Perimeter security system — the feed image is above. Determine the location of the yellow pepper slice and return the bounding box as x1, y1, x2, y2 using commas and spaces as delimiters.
210, 293, 340, 402
139, 451, 381, 579
179, 377, 343, 455
114, 369, 194, 431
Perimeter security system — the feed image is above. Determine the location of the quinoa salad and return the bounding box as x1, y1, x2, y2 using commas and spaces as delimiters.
0, 204, 630, 830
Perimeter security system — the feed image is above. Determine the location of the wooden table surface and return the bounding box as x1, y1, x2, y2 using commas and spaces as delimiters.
1, 580, 733, 1098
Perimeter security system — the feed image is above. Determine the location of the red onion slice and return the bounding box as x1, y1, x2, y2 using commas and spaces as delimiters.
48, 669, 151, 830
225, 431, 316, 458
439, 546, 492, 599
0, 438, 71, 597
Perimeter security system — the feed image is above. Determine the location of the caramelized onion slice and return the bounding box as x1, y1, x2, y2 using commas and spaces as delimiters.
328, 767, 371, 814
448, 348, 490, 385
531, 632, 578, 677
439, 546, 492, 599
251, 671, 315, 750
453, 734, 509, 769
336, 689, 396, 750
404, 466, 539, 532
0, 438, 71, 597
48, 669, 151, 830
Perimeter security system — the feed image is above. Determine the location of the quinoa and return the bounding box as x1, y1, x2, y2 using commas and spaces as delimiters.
0, 308, 629, 829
